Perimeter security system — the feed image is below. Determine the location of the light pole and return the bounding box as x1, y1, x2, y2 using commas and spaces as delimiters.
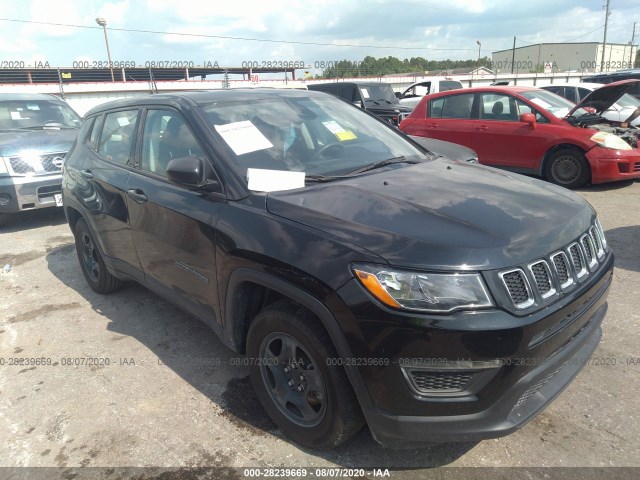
476, 40, 482, 67
95, 17, 114, 82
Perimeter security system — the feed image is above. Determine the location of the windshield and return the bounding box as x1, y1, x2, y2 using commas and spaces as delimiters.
520, 90, 589, 118
0, 100, 81, 130
200, 93, 427, 185
359, 85, 398, 105
616, 93, 640, 109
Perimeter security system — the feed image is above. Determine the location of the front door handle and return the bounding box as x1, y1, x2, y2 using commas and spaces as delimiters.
475, 125, 489, 131
127, 188, 148, 204
80, 169, 94, 179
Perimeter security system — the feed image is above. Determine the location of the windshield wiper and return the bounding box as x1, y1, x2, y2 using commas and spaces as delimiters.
344, 156, 419, 175
305, 174, 349, 183
19, 125, 76, 130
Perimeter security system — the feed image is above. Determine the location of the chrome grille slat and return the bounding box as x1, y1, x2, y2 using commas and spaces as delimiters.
528, 260, 555, 299
500, 269, 534, 309
499, 223, 608, 310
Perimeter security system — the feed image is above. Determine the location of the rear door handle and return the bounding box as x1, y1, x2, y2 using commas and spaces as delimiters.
127, 188, 148, 204
80, 169, 94, 179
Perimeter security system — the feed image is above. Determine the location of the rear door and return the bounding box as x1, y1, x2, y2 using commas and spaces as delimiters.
419, 92, 476, 149
68, 109, 142, 274
125, 107, 225, 327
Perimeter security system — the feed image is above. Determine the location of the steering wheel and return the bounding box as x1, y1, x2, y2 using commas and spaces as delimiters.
309, 143, 346, 164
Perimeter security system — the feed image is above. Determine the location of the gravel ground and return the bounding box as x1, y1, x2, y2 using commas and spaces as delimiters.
0, 180, 639, 480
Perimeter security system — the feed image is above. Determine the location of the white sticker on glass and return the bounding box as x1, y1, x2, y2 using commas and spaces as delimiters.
214, 120, 274, 156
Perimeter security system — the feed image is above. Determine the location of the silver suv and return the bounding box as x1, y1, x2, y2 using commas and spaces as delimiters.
0, 93, 80, 219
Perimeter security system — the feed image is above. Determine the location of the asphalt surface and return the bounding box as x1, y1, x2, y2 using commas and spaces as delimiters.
0, 180, 639, 480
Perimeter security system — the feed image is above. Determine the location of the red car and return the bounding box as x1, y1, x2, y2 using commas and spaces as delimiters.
400, 80, 640, 188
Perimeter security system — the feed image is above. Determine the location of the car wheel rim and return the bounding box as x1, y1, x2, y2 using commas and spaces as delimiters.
259, 332, 327, 427
80, 232, 100, 281
552, 155, 580, 184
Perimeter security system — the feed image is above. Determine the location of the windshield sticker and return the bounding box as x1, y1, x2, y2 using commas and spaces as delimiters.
530, 98, 552, 110
117, 116, 130, 127
322, 120, 357, 141
247, 168, 305, 192
26, 104, 40, 110
10, 111, 25, 120
360, 88, 370, 99
215, 120, 274, 156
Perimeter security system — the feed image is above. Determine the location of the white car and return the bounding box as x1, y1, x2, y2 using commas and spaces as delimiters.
541, 82, 640, 126
397, 78, 463, 109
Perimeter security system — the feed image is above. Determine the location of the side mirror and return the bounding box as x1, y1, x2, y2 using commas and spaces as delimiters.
394, 92, 402, 99
166, 156, 207, 189
520, 113, 536, 128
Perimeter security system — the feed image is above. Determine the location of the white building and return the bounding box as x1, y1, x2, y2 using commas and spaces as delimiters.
491, 42, 637, 74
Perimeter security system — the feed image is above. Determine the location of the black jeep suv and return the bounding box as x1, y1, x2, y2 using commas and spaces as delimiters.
62, 89, 613, 449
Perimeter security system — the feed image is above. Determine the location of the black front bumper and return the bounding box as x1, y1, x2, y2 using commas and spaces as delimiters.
332, 253, 613, 447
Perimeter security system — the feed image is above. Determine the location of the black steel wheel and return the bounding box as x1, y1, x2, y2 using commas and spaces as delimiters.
74, 217, 122, 293
247, 300, 364, 449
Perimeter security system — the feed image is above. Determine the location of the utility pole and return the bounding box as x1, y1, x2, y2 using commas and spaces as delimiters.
631, 22, 637, 67
511, 36, 516, 74
600, 0, 611, 72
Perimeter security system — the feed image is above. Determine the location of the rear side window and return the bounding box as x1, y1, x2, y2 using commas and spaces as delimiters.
430, 94, 474, 119
97, 110, 139, 165
577, 88, 592, 102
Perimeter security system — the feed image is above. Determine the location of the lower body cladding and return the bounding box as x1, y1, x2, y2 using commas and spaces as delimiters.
0, 174, 63, 213
332, 254, 613, 447
586, 146, 640, 184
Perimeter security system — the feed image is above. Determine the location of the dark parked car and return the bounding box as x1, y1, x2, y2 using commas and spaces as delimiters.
62, 89, 613, 449
0, 93, 81, 219
308, 81, 412, 126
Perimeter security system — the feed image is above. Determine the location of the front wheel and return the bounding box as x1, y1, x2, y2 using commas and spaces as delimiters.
246, 300, 364, 449
73, 217, 122, 294
544, 148, 590, 189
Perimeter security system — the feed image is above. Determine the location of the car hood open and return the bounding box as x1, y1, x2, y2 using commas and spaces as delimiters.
567, 79, 640, 119
266, 159, 594, 271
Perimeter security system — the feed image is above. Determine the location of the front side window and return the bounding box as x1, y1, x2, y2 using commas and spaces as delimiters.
97, 110, 139, 165
140, 110, 203, 176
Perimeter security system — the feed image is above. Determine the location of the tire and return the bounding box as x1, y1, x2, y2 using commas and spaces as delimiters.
73, 217, 122, 294
544, 148, 590, 189
246, 300, 364, 449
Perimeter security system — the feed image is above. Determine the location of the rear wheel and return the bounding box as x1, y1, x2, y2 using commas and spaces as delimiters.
246, 300, 364, 449
74, 217, 122, 293
544, 148, 590, 189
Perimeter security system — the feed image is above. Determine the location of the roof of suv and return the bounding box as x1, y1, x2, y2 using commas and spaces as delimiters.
83, 88, 330, 117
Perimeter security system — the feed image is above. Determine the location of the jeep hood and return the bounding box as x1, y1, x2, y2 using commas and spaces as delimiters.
567, 79, 640, 119
266, 160, 594, 270
0, 128, 78, 157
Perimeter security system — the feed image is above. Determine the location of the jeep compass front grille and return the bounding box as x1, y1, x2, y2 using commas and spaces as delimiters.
499, 224, 608, 310
8, 152, 66, 176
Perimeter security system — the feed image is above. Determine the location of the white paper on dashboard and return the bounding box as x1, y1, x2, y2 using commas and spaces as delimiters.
214, 120, 274, 156
247, 168, 305, 192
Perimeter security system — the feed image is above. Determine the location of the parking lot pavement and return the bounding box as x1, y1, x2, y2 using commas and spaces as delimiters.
1, 181, 639, 479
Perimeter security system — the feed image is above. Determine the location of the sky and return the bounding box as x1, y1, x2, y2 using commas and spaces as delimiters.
0, 0, 638, 74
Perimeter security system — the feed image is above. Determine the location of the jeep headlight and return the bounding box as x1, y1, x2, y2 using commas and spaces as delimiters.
0, 157, 8, 175
353, 264, 493, 313
590, 131, 632, 151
